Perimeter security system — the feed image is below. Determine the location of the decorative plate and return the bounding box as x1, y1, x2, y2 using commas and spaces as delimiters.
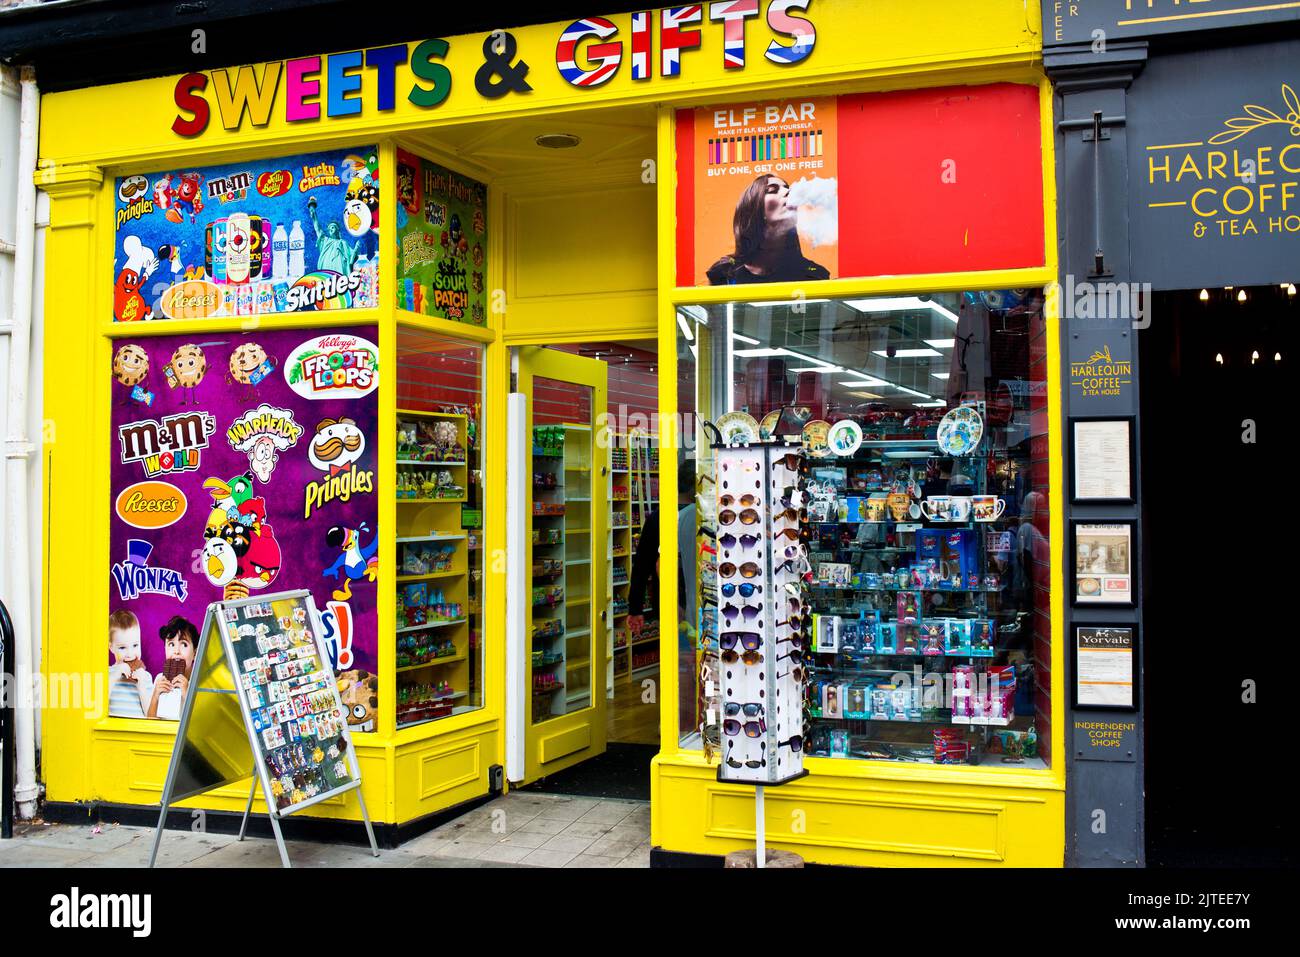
935, 405, 984, 456
826, 419, 863, 457
758, 409, 781, 441
716, 411, 760, 446
802, 419, 833, 458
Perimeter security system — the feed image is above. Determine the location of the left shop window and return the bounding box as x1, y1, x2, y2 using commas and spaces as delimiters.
109, 327, 381, 727
394, 327, 485, 726
111, 146, 379, 322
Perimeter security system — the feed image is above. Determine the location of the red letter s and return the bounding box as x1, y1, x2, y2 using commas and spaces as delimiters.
172, 72, 210, 137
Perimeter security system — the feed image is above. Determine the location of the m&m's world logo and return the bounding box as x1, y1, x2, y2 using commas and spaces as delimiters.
256, 170, 293, 197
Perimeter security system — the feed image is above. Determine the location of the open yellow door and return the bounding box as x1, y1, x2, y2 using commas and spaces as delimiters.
516, 346, 609, 784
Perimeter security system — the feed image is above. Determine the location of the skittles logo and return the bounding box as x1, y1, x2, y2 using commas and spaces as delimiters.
285, 271, 360, 312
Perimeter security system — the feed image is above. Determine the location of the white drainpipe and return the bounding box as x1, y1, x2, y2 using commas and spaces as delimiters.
5, 65, 41, 818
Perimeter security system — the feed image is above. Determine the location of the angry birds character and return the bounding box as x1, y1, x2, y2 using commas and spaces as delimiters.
112, 344, 150, 386
200, 522, 248, 587
309, 417, 366, 475
114, 236, 159, 322
323, 522, 379, 601
240, 521, 282, 590
343, 181, 380, 260
166, 343, 206, 406
165, 171, 204, 223
336, 669, 378, 733
229, 342, 272, 386
203, 471, 265, 530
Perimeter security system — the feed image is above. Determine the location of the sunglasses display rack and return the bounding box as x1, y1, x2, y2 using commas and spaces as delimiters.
714, 439, 808, 788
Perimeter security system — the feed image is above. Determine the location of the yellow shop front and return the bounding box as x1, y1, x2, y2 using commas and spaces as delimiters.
35, 0, 1065, 863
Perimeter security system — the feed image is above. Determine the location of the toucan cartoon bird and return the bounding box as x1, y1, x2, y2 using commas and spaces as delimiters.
323, 523, 379, 601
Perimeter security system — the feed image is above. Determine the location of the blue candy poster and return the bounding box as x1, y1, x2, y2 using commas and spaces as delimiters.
112, 146, 380, 321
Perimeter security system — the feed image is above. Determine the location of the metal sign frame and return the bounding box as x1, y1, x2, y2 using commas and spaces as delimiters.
148, 589, 378, 867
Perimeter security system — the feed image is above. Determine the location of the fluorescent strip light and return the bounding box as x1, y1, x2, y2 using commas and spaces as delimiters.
843, 296, 960, 324
883, 450, 933, 458
872, 348, 943, 359
734, 347, 789, 358
747, 299, 831, 308
913, 401, 946, 408
838, 377, 888, 387
847, 391, 882, 399
676, 314, 694, 342
930, 372, 950, 380
790, 366, 844, 374
784, 348, 838, 370
924, 338, 956, 348
893, 385, 931, 398
732, 332, 760, 345
679, 304, 709, 324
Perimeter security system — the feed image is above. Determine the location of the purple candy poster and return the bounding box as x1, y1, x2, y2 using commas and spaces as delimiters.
108, 326, 380, 726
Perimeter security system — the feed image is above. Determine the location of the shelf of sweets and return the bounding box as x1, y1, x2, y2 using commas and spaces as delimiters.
396, 653, 466, 673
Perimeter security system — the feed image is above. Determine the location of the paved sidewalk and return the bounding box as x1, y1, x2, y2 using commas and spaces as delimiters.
0, 792, 651, 868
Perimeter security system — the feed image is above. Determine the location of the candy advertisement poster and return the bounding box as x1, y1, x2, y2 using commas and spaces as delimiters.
107, 326, 379, 725
112, 146, 379, 321
395, 149, 488, 325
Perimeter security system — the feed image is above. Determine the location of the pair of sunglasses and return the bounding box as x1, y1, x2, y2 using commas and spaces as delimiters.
725, 702, 764, 718
773, 527, 804, 541
720, 632, 761, 652
722, 603, 760, 622
774, 558, 807, 574
719, 508, 760, 526
772, 507, 804, 522
727, 756, 766, 769
724, 717, 766, 738
719, 561, 761, 579
720, 493, 760, 508
777, 667, 806, 682
779, 735, 804, 752
721, 581, 760, 598
773, 453, 804, 471
718, 532, 760, 550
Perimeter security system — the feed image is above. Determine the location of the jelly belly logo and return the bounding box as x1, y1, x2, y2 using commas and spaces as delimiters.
1070, 345, 1132, 399
284, 334, 379, 400
160, 280, 222, 319
111, 539, 189, 602
116, 480, 188, 530
118, 411, 217, 477
257, 169, 293, 197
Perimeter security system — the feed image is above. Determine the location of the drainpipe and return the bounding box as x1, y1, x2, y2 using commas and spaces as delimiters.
5, 66, 40, 818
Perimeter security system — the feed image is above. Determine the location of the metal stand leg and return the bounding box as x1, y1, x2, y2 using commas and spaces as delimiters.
238, 774, 258, 842
355, 787, 380, 858
755, 785, 766, 870
147, 800, 169, 868
267, 812, 292, 868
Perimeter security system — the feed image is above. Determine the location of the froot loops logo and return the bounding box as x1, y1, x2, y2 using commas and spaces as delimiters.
284, 333, 380, 401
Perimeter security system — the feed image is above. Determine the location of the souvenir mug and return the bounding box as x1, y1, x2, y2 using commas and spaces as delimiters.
972, 495, 1005, 522
921, 495, 952, 521
866, 494, 888, 523
887, 492, 912, 522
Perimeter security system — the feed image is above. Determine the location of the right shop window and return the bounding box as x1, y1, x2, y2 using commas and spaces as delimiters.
680, 290, 1052, 767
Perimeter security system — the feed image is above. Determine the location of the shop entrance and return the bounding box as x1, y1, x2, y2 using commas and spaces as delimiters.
1140, 285, 1296, 866
511, 341, 663, 797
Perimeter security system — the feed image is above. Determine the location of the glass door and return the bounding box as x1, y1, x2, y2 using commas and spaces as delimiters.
516, 346, 609, 783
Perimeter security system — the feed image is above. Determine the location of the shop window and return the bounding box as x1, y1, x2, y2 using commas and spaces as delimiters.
394, 326, 485, 726
676, 292, 1052, 767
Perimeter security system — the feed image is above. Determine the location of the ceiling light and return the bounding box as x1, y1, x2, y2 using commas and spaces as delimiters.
1251, 350, 1259, 363
846, 391, 882, 399
924, 338, 956, 349
789, 366, 844, 374
1199, 289, 1210, 301
1238, 289, 1248, 303
893, 385, 931, 398
1275, 352, 1282, 362
733, 347, 789, 357
839, 377, 888, 387
913, 401, 946, 408
1215, 353, 1224, 364
931, 372, 950, 380
535, 133, 582, 149
676, 314, 694, 342
746, 299, 831, 308
872, 348, 943, 359
1287, 284, 1297, 296
732, 332, 760, 345
883, 450, 932, 459
843, 296, 959, 323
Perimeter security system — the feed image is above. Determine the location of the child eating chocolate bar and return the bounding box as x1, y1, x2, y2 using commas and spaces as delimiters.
148, 615, 198, 720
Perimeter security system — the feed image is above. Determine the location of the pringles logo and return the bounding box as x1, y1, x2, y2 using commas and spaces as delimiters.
257, 169, 294, 197
1070, 345, 1132, 398
284, 333, 379, 400
115, 481, 188, 529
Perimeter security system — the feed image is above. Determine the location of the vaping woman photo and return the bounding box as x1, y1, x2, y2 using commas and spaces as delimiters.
707, 174, 830, 285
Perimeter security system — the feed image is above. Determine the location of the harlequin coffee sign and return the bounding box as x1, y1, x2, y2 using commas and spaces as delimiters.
284, 333, 379, 400
1070, 344, 1132, 399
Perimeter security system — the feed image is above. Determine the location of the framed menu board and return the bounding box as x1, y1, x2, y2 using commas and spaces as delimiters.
149, 590, 378, 868
1073, 625, 1138, 711
1070, 417, 1135, 504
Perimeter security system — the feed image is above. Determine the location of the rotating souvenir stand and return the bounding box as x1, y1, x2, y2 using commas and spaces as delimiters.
148, 590, 378, 869
711, 432, 808, 867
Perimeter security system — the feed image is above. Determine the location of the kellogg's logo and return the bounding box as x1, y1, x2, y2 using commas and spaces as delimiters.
115, 480, 188, 529
257, 170, 293, 198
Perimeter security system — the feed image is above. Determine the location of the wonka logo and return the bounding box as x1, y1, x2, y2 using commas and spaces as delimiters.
50, 887, 152, 937
110, 539, 188, 602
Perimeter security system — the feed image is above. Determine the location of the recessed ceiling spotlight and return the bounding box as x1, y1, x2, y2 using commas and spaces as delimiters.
535, 133, 582, 149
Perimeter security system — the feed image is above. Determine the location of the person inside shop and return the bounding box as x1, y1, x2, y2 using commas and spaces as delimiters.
707, 174, 830, 285
628, 459, 697, 715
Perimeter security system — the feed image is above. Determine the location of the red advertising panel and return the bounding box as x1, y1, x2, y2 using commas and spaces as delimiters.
676, 83, 1044, 286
